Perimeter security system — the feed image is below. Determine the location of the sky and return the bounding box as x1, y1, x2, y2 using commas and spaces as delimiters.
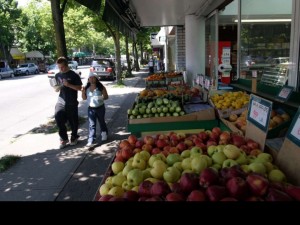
17, 0, 29, 7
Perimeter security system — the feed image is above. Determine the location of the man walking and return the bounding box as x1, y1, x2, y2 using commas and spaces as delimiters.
53, 57, 82, 149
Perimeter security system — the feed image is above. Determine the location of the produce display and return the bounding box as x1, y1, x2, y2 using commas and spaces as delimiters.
95, 128, 300, 201
210, 91, 249, 110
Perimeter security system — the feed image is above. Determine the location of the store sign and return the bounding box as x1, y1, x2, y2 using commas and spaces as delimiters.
276, 85, 293, 102
247, 94, 272, 132
287, 106, 300, 147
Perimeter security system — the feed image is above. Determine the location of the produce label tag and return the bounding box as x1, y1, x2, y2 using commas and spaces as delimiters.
204, 77, 210, 90
276, 85, 293, 102
247, 94, 272, 132
287, 106, 300, 147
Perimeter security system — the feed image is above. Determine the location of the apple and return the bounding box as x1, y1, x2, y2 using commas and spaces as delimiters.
150, 160, 167, 179
206, 185, 228, 201
249, 149, 262, 156
127, 134, 138, 146
163, 166, 181, 183
219, 131, 231, 142
285, 185, 300, 201
216, 145, 225, 152
142, 144, 153, 152
166, 153, 182, 166
248, 162, 266, 175
98, 194, 113, 201
156, 139, 169, 149
176, 142, 187, 153
142, 168, 152, 180
209, 132, 219, 141
151, 181, 171, 197
108, 186, 124, 197
256, 153, 273, 163
145, 196, 163, 201
127, 169, 144, 186
105, 176, 113, 185
165, 192, 185, 201
246, 139, 259, 150
122, 164, 133, 177
226, 177, 249, 200
220, 197, 238, 201
122, 181, 134, 191
112, 173, 126, 187
207, 145, 218, 156
199, 167, 220, 188
99, 183, 113, 196
206, 139, 218, 147
223, 144, 241, 159
148, 153, 166, 167
235, 153, 248, 165
173, 161, 183, 172
132, 158, 147, 170
138, 180, 153, 197
222, 159, 239, 168
266, 188, 293, 201
119, 140, 131, 149
121, 147, 134, 161
122, 190, 139, 201
211, 152, 227, 165
139, 150, 151, 161
210, 164, 222, 171
268, 169, 286, 183
111, 161, 125, 175
198, 131, 208, 141
184, 139, 194, 147
193, 137, 203, 146
186, 190, 206, 201
143, 135, 155, 145
191, 157, 207, 174
181, 158, 192, 170
190, 146, 203, 155
135, 140, 144, 148
151, 147, 162, 155
179, 172, 200, 194
212, 127, 222, 136
240, 165, 251, 174
181, 149, 191, 158
231, 134, 246, 147
246, 174, 269, 196
199, 155, 212, 167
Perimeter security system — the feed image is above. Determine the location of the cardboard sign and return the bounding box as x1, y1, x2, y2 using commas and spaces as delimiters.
247, 94, 272, 132
287, 106, 300, 147
276, 85, 294, 102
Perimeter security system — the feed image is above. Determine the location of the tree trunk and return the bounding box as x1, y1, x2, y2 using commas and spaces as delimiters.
133, 41, 140, 71
125, 36, 131, 75
139, 41, 144, 63
50, 0, 68, 58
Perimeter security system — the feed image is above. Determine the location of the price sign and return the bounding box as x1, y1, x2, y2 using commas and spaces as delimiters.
204, 77, 211, 90
287, 107, 300, 147
247, 94, 272, 132
276, 85, 293, 102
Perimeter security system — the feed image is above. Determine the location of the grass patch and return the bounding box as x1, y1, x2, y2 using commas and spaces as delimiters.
30, 116, 87, 134
0, 155, 21, 173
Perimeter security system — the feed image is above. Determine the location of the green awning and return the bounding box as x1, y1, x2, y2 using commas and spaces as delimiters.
73, 52, 87, 58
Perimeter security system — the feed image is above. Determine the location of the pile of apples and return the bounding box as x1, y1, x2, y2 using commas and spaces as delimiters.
96, 128, 300, 201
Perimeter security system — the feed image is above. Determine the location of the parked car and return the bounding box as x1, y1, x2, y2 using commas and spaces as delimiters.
90, 58, 116, 80
14, 63, 39, 76
68, 60, 78, 69
47, 64, 82, 78
0, 67, 14, 80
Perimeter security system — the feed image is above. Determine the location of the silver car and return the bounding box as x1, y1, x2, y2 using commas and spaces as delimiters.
14, 63, 39, 76
90, 58, 116, 80
0, 67, 14, 80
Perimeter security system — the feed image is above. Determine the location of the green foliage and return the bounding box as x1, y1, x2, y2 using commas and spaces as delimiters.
0, 155, 21, 173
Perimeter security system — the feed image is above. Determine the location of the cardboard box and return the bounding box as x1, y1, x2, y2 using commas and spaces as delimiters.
128, 105, 215, 125
220, 118, 244, 136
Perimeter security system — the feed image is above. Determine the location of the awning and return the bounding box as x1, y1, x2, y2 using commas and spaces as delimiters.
73, 52, 87, 58
25, 50, 44, 58
10, 48, 25, 60
102, 0, 139, 38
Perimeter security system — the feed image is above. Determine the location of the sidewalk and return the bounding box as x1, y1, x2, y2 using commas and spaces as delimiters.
0, 71, 148, 201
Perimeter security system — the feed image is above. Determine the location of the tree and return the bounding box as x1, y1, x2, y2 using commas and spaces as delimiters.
0, 0, 21, 61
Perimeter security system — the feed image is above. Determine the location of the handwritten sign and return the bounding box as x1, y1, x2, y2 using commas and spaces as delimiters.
276, 86, 293, 102
287, 107, 300, 147
247, 94, 272, 132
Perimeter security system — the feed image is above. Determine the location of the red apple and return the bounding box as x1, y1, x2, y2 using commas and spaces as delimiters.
212, 127, 222, 136
142, 144, 153, 152
138, 180, 153, 197
170, 182, 183, 194
219, 131, 231, 142
119, 140, 131, 149
209, 132, 219, 141
226, 177, 249, 200
246, 139, 260, 150
122, 190, 140, 201
199, 168, 220, 188
151, 181, 171, 197
246, 174, 269, 196
176, 142, 187, 153
184, 139, 194, 147
206, 185, 228, 201
266, 188, 293, 201
179, 173, 200, 194
121, 147, 133, 160
231, 134, 246, 147
127, 134, 138, 146
206, 139, 217, 147
186, 190, 206, 201
143, 135, 155, 145
135, 140, 144, 148
169, 147, 179, 154
220, 197, 238, 201
145, 196, 163, 201
108, 197, 126, 201
156, 139, 168, 149
151, 148, 162, 155
98, 194, 114, 201
285, 184, 300, 201
198, 131, 208, 141
165, 192, 185, 201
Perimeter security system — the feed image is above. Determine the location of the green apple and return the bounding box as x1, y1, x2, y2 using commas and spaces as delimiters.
262, 161, 274, 173
132, 158, 147, 170
268, 169, 286, 183
235, 153, 248, 165
256, 153, 273, 163
145, 177, 160, 183
125, 157, 134, 166
199, 155, 213, 166
139, 150, 151, 161
150, 160, 167, 179
108, 186, 124, 197
173, 161, 183, 172
181, 149, 191, 158
111, 161, 125, 175
105, 176, 113, 185
181, 158, 192, 170
211, 152, 227, 165
122, 164, 133, 177
223, 144, 241, 159
148, 153, 166, 167
240, 164, 251, 173
142, 168, 152, 180
131, 186, 139, 192
182, 169, 193, 174
163, 166, 181, 183
191, 157, 207, 174
222, 159, 238, 168
216, 145, 225, 152
247, 155, 257, 163
166, 153, 182, 166
127, 169, 144, 186
207, 145, 218, 156
122, 181, 134, 191
190, 146, 203, 155
112, 174, 126, 187
248, 162, 266, 175
99, 183, 112, 196
211, 164, 222, 171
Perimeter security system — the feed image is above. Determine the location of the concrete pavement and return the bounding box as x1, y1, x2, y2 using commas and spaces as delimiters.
0, 71, 148, 201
